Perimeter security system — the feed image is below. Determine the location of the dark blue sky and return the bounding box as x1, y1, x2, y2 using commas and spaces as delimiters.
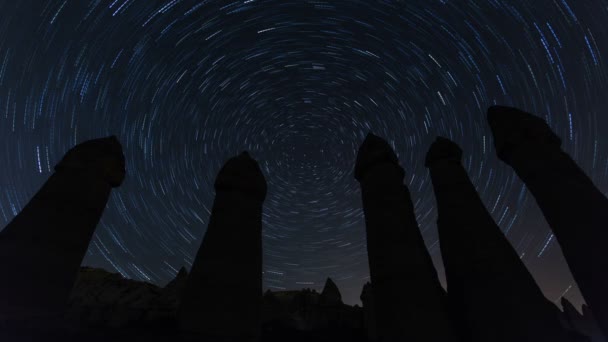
0, 0, 607, 306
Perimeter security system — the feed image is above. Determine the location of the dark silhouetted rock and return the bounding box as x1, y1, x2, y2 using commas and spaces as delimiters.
488, 106, 608, 339
65, 270, 367, 341
319, 278, 342, 306
360, 282, 377, 342
160, 267, 188, 305
177, 152, 267, 341
560, 298, 604, 342
0, 136, 125, 322
563, 298, 583, 322
426, 137, 569, 341
261, 287, 363, 336
20, 265, 593, 341
354, 133, 455, 342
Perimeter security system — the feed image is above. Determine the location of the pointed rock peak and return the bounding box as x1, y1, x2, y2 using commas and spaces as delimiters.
320, 277, 342, 305
164, 266, 189, 290
561, 297, 583, 318
582, 304, 594, 318
360, 282, 374, 303
322, 277, 339, 294
354, 133, 401, 181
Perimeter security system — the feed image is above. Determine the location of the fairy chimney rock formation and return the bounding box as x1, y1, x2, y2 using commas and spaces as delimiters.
0, 136, 125, 321
426, 136, 569, 342
178, 151, 267, 341
487, 106, 608, 339
354, 133, 455, 342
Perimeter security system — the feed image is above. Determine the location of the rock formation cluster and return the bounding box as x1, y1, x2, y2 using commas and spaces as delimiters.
0, 106, 606, 342
354, 133, 455, 342
488, 106, 608, 339
424, 136, 568, 341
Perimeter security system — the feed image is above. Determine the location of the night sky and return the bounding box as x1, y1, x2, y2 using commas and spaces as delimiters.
0, 0, 607, 307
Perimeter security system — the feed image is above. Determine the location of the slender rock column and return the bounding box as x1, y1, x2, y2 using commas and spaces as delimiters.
354, 133, 454, 342
0, 136, 125, 320
178, 152, 266, 341
487, 106, 608, 338
426, 137, 568, 341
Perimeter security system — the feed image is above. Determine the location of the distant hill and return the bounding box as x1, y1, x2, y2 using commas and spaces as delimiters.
62, 267, 368, 341
0, 266, 599, 342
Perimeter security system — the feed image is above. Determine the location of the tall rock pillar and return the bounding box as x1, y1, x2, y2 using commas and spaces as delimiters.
426, 137, 568, 341
0, 136, 125, 320
354, 133, 454, 342
487, 106, 608, 338
178, 152, 266, 341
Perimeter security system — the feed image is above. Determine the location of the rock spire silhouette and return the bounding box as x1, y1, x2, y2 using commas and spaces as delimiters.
488, 106, 608, 339
177, 151, 267, 341
354, 133, 455, 342
0, 136, 125, 320
426, 136, 569, 341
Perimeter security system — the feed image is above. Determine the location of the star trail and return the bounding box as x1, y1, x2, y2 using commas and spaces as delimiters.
0, 0, 607, 306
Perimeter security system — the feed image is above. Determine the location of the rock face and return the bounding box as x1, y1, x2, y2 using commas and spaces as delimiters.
0, 136, 125, 321
425, 137, 569, 341
177, 152, 267, 341
487, 106, 608, 339
354, 133, 455, 342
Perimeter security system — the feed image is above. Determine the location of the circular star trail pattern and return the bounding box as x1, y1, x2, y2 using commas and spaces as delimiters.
1, 0, 607, 306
